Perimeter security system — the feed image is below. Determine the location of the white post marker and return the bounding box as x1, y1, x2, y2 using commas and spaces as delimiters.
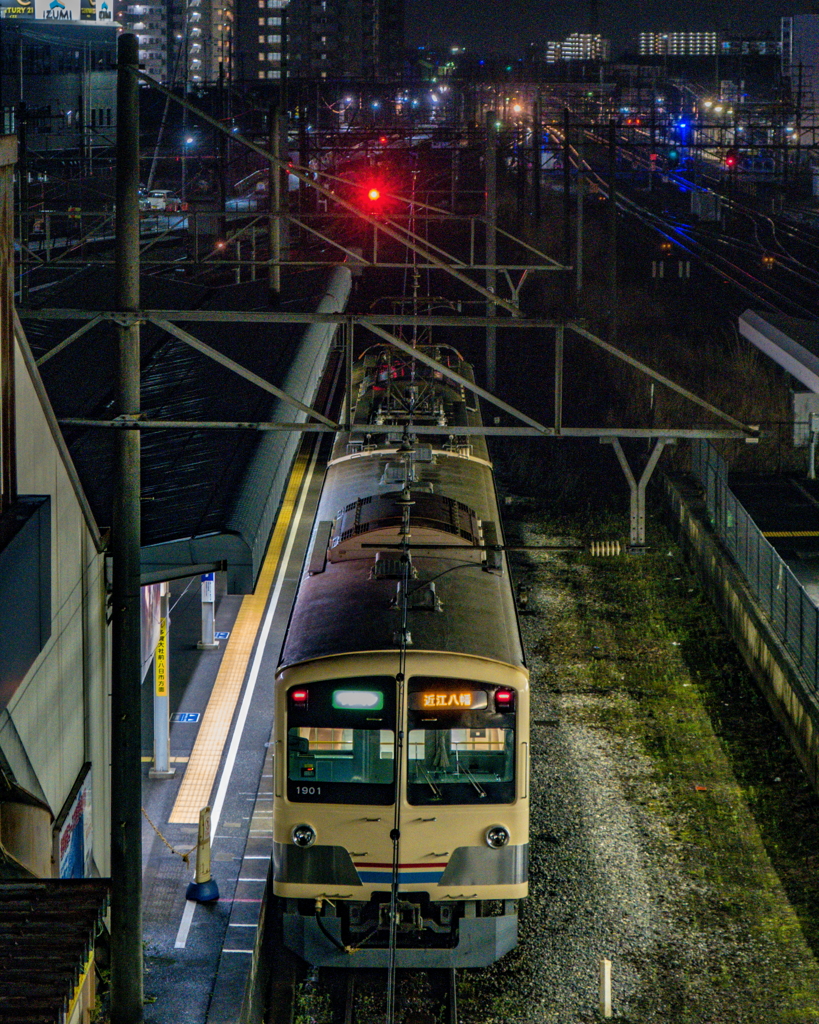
186, 806, 220, 902
150, 586, 175, 779
197, 571, 219, 650
599, 957, 612, 1018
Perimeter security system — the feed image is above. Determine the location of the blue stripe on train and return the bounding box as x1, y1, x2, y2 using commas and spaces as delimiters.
357, 871, 444, 884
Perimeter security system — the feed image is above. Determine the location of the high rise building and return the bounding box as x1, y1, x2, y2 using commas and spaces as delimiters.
114, 0, 170, 79
236, 0, 286, 82
721, 36, 780, 57
545, 33, 610, 63
781, 15, 819, 96
284, 0, 404, 79
184, 0, 234, 84
114, 0, 234, 84
638, 31, 718, 56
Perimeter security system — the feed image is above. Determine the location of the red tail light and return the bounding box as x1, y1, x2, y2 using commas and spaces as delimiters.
494, 689, 515, 711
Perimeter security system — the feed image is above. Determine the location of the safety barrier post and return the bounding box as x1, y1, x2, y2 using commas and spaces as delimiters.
186, 806, 220, 902
599, 957, 612, 1017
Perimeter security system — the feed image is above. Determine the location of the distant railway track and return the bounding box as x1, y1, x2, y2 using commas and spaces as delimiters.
546, 122, 819, 318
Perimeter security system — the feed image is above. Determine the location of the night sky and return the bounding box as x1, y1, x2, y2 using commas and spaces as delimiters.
406, 0, 813, 56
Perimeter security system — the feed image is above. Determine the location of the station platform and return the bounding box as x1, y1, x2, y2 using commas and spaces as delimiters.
730, 473, 819, 601
139, 442, 325, 1023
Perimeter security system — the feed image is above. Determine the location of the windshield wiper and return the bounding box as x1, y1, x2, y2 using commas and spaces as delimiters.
460, 763, 487, 799
417, 764, 442, 799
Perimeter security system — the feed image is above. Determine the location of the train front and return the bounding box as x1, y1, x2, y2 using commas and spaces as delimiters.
273, 344, 529, 969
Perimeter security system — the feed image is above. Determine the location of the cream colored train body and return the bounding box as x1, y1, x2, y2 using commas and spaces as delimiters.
273, 344, 529, 968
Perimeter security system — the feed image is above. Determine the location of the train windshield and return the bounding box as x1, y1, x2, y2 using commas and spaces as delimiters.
286, 678, 396, 804
406, 677, 516, 805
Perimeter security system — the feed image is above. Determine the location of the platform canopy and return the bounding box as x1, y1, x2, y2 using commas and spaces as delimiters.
739, 309, 819, 393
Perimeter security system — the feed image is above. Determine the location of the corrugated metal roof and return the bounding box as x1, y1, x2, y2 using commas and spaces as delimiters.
21, 268, 346, 592
0, 879, 109, 1024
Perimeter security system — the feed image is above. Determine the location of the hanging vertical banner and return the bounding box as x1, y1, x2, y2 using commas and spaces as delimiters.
53, 763, 93, 878
155, 616, 167, 697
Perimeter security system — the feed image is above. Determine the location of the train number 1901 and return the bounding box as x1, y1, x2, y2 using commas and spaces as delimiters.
296, 786, 321, 796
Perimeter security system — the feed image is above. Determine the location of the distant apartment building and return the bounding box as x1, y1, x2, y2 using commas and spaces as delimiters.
185, 0, 234, 83
638, 31, 718, 56
283, 0, 403, 79
114, 1, 169, 80
781, 14, 819, 97
546, 33, 610, 63
114, 0, 234, 84
721, 35, 780, 57
234, 0, 285, 81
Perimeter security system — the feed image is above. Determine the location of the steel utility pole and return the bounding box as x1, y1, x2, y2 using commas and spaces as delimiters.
607, 118, 618, 344
485, 111, 497, 392
269, 104, 282, 306
110, 31, 144, 1024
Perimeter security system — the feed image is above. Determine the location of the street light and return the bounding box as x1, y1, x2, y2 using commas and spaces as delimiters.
182, 133, 195, 205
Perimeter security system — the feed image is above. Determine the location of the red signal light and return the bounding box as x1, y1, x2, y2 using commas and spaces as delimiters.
367, 186, 381, 202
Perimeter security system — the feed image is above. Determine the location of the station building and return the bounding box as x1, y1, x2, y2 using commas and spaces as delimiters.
0, 19, 117, 157
0, 134, 111, 882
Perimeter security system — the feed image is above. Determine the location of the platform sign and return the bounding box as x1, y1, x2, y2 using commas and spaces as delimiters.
215, 631, 230, 641
171, 712, 201, 723
155, 617, 167, 697
201, 572, 215, 603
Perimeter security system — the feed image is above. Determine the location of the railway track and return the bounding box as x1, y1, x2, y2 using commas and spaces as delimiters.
269, 965, 459, 1024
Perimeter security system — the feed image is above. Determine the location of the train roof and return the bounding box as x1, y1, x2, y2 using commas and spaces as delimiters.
279, 342, 525, 673
279, 444, 525, 671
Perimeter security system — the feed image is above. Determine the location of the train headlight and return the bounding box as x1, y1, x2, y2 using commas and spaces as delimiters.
485, 825, 510, 849
292, 824, 317, 848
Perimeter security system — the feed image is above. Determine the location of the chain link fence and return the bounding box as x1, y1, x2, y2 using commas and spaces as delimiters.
691, 440, 819, 689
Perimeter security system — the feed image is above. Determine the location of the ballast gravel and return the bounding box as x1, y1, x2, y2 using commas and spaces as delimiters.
456, 517, 819, 1024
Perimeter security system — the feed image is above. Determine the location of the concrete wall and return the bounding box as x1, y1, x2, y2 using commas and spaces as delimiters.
665, 475, 819, 792
0, 330, 110, 876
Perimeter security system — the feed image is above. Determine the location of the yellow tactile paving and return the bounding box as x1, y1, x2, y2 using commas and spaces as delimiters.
762, 531, 819, 538
168, 450, 310, 823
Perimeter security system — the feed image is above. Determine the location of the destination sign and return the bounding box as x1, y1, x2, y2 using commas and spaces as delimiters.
410, 691, 489, 711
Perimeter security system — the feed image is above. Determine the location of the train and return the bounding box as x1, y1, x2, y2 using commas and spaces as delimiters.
271, 340, 529, 968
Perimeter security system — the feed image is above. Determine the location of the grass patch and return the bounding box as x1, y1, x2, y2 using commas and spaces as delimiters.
506, 502, 819, 1021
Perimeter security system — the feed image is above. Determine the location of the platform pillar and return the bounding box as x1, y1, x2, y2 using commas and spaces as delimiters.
198, 571, 219, 650
150, 587, 175, 779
